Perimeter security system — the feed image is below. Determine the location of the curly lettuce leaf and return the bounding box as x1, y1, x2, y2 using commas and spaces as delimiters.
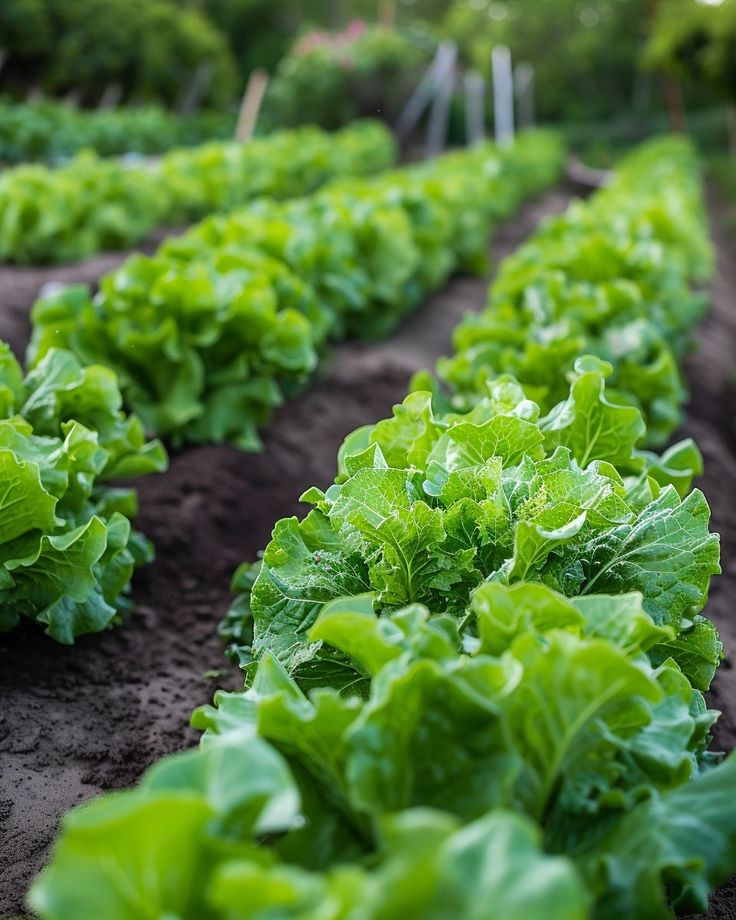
0, 341, 164, 640
235, 366, 719, 689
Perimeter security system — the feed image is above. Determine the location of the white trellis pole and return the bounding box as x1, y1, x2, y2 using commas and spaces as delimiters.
464, 72, 486, 146
396, 41, 456, 146
425, 43, 457, 157
492, 45, 514, 147
514, 61, 535, 129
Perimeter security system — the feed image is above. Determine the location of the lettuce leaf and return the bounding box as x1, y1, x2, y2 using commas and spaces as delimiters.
0, 342, 166, 640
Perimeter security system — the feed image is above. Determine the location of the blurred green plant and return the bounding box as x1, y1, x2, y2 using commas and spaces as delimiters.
646, 0, 736, 150
263, 22, 434, 130
0, 0, 237, 107
0, 99, 235, 164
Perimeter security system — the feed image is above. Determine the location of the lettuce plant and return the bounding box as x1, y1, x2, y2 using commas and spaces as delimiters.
27, 131, 565, 449
28, 580, 736, 919
438, 137, 713, 446
0, 121, 395, 264
0, 99, 235, 164
226, 358, 721, 693
0, 342, 166, 641
30, 367, 731, 916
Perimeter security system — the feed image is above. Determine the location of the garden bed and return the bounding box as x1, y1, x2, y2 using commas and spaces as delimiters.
0, 187, 570, 915
1, 181, 734, 917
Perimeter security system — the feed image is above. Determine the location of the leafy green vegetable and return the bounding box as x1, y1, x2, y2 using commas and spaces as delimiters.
29, 586, 736, 919
229, 359, 720, 692
0, 121, 395, 264
438, 137, 713, 446
0, 99, 235, 165
0, 342, 166, 641
28, 131, 565, 448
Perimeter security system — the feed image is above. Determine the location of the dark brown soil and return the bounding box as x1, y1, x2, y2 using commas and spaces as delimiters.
680, 190, 736, 920
0, 184, 734, 918
0, 227, 179, 359
0, 190, 571, 916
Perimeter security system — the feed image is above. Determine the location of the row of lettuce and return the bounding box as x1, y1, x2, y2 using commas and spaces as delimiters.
29, 136, 736, 919
0, 99, 236, 165
0, 120, 394, 264
0, 131, 564, 642
28, 131, 565, 450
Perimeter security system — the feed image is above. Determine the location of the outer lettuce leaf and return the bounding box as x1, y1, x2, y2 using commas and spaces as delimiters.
580, 752, 736, 919
0, 341, 165, 640
28, 732, 302, 920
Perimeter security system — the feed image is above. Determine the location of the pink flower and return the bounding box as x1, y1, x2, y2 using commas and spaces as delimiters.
294, 30, 330, 56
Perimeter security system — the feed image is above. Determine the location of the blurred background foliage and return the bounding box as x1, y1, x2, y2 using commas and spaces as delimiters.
0, 0, 733, 155
0, 0, 237, 106
263, 22, 435, 129
647, 0, 735, 104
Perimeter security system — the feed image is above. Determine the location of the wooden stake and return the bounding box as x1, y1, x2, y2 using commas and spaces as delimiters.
379, 0, 396, 26
235, 69, 269, 142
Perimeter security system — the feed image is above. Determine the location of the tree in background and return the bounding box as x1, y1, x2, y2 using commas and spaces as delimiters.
440, 0, 649, 123
263, 21, 434, 129
0, 0, 237, 107
0, 0, 52, 61
647, 0, 736, 149
196, 0, 294, 79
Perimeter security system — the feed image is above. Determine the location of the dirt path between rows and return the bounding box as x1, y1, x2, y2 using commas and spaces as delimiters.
0, 227, 180, 358
0, 188, 573, 916
682, 193, 736, 920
